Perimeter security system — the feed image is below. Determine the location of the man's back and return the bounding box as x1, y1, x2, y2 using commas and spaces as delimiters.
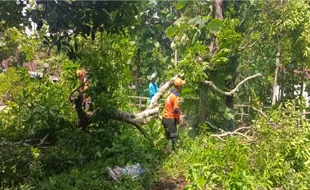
162, 89, 181, 121
148, 82, 158, 100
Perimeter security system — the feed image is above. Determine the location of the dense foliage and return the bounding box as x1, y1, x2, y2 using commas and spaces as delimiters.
2, 0, 310, 189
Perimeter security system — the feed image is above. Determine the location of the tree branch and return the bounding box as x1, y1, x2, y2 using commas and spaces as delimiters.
250, 106, 282, 129
211, 127, 253, 140
204, 73, 262, 96
0, 135, 50, 147
238, 34, 263, 50
251, 106, 268, 119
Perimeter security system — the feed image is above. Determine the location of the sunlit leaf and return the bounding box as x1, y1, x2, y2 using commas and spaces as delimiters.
207, 19, 223, 34
176, 1, 188, 10
111, 10, 118, 22
166, 25, 179, 38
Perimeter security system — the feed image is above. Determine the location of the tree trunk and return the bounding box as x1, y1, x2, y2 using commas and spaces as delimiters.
272, 47, 280, 106
199, 83, 207, 123
225, 95, 234, 109
198, 0, 223, 123
136, 49, 140, 96
214, 0, 223, 19
214, 0, 236, 130
216, 0, 232, 110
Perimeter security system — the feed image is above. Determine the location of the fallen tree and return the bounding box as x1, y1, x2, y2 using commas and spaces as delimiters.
70, 73, 262, 138
70, 75, 181, 138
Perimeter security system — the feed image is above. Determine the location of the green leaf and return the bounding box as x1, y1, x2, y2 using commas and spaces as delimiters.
95, 151, 102, 158
154, 41, 160, 48
176, 1, 188, 10
166, 25, 179, 38
49, 7, 57, 22
188, 16, 201, 26
198, 178, 207, 188
207, 19, 223, 34
74, 39, 78, 51
111, 10, 118, 22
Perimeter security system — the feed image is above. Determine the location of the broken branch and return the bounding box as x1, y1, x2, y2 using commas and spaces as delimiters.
204, 73, 262, 96
211, 127, 252, 140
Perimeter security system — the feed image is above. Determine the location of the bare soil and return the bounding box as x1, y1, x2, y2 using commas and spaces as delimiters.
148, 177, 187, 190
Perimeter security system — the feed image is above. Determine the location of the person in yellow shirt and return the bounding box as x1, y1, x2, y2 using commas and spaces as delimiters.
162, 77, 185, 150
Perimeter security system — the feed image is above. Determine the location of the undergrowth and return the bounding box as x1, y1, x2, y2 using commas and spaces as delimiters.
1, 69, 310, 190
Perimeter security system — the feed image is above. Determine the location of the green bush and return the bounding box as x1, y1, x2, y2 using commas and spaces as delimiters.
162, 101, 310, 189
0, 68, 76, 187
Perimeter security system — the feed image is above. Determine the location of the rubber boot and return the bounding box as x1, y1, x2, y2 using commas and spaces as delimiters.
171, 139, 176, 151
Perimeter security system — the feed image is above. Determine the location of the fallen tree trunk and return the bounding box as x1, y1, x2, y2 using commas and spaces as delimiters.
148, 75, 180, 109
71, 75, 181, 137
113, 107, 159, 125
71, 73, 261, 139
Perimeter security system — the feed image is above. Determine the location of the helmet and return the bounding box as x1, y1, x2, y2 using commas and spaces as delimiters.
151, 73, 156, 79
76, 69, 83, 77
174, 78, 185, 86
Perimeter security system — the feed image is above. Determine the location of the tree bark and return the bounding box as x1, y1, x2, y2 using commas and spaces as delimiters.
214, 0, 223, 19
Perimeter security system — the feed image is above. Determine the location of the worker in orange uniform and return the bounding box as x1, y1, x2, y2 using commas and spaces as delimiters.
76, 69, 89, 91
162, 77, 185, 150
76, 69, 92, 111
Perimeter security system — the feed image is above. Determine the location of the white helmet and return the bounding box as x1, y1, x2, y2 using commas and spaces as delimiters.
151, 73, 156, 79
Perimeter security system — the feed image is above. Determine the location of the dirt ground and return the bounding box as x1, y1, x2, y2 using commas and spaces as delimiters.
148, 177, 187, 190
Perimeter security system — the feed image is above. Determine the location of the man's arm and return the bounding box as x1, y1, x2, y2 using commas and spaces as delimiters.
173, 97, 181, 121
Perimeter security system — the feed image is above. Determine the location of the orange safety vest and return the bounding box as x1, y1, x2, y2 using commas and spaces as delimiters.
162, 89, 181, 121
76, 69, 89, 91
